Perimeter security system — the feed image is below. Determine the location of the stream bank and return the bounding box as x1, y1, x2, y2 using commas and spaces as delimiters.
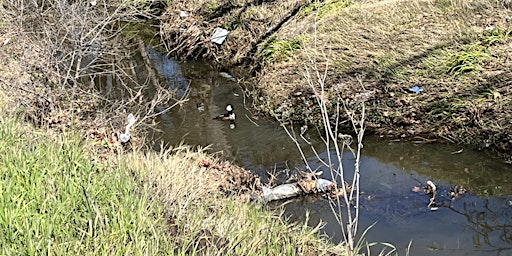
159, 0, 512, 161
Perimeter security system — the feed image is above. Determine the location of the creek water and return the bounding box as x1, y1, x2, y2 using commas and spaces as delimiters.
137, 47, 512, 256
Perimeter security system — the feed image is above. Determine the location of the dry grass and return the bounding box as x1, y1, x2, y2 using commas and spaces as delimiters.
254, 0, 512, 160
161, 0, 310, 64
124, 145, 348, 255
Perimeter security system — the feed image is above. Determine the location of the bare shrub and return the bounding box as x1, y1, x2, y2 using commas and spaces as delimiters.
275, 17, 370, 255
0, 0, 185, 151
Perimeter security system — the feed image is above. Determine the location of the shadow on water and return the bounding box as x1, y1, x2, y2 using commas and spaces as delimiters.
137, 47, 512, 256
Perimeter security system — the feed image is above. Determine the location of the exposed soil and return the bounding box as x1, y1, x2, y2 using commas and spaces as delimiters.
160, 0, 512, 162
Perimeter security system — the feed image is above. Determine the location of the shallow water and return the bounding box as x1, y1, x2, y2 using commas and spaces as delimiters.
140, 50, 512, 255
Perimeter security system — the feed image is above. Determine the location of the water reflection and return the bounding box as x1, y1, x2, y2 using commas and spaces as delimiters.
279, 145, 512, 255
139, 53, 512, 256
151, 60, 309, 178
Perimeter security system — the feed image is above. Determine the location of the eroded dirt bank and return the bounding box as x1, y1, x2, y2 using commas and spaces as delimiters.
161, 0, 512, 161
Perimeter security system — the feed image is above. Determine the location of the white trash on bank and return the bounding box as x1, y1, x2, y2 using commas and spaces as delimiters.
211, 27, 229, 45
119, 113, 135, 143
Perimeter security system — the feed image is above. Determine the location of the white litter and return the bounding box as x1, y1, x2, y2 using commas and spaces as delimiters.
211, 27, 229, 45
219, 72, 236, 81
119, 113, 136, 143
262, 184, 302, 202
316, 179, 334, 192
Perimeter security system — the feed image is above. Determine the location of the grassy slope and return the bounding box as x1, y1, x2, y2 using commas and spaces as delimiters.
254, 0, 512, 159
0, 119, 173, 255
0, 116, 346, 255
125, 147, 347, 255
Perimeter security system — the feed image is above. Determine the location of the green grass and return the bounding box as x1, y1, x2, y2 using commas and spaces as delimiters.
481, 27, 511, 47
0, 116, 347, 255
446, 43, 488, 75
257, 35, 306, 63
300, 0, 352, 18
0, 119, 172, 255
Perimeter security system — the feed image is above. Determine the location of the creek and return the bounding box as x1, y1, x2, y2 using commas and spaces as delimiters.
136, 46, 512, 256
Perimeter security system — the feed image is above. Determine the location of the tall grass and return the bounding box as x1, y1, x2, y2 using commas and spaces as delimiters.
125, 146, 348, 255
0, 118, 172, 255
0, 116, 347, 255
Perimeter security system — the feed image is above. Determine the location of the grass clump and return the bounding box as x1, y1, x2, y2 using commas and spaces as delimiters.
300, 0, 352, 18
447, 44, 488, 75
481, 27, 512, 46
258, 35, 306, 63
0, 118, 172, 255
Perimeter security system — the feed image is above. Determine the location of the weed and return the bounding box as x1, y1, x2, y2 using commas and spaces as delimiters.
482, 27, 512, 47
0, 118, 172, 255
300, 0, 352, 18
258, 35, 306, 63
447, 44, 487, 75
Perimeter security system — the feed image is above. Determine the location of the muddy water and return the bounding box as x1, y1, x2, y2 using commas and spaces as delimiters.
140, 49, 512, 255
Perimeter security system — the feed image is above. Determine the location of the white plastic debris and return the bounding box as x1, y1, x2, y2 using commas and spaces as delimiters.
219, 72, 236, 81
119, 113, 136, 143
3, 38, 10, 46
90, 0, 97, 6
211, 27, 229, 45
316, 179, 334, 192
426, 180, 437, 192
179, 11, 188, 18
262, 184, 302, 202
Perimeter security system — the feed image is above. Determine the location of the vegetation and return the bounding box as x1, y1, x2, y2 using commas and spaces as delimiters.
125, 146, 347, 255
2, 0, 511, 254
249, 0, 512, 160
0, 119, 172, 255
257, 35, 306, 63
299, 0, 352, 18
0, 1, 349, 255
0, 116, 345, 255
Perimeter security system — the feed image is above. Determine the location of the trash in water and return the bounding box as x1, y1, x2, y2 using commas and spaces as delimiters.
211, 27, 229, 45
425, 180, 437, 209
